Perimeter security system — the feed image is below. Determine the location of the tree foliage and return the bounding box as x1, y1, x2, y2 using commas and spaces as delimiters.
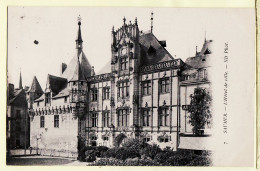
188, 88, 212, 135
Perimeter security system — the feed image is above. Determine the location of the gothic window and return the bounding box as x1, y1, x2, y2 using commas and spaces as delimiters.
45, 93, 51, 105
54, 115, 59, 128
91, 88, 98, 101
142, 81, 151, 96
118, 81, 129, 98
142, 109, 151, 127
119, 57, 128, 70
118, 109, 129, 127
91, 113, 98, 127
159, 107, 169, 126
159, 78, 170, 93
103, 111, 110, 127
103, 87, 110, 100
40, 116, 45, 128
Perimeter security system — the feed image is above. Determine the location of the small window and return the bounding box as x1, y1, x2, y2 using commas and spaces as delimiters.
143, 137, 150, 142
81, 81, 83, 85
159, 137, 170, 143
103, 87, 110, 100
91, 113, 98, 127
40, 116, 45, 128
142, 81, 151, 96
159, 78, 170, 93
64, 96, 67, 103
54, 115, 59, 128
91, 88, 98, 101
37, 102, 40, 107
91, 136, 97, 141
103, 137, 109, 141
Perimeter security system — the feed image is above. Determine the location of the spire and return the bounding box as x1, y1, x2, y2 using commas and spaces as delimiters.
19, 68, 22, 89
204, 29, 207, 42
151, 11, 154, 33
76, 15, 83, 49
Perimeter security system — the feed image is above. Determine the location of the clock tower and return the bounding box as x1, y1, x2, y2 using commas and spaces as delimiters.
110, 17, 141, 134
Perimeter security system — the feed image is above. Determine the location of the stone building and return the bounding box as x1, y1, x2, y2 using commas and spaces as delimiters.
7, 72, 30, 150
28, 16, 212, 158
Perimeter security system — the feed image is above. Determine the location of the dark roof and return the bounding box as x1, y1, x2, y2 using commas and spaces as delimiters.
52, 87, 69, 99
139, 32, 174, 65
9, 89, 23, 104
70, 60, 86, 81
34, 94, 44, 102
62, 50, 92, 80
9, 89, 27, 107
185, 40, 213, 69
29, 76, 43, 94
46, 74, 67, 95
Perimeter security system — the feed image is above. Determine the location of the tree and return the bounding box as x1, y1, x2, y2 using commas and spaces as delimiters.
188, 88, 212, 135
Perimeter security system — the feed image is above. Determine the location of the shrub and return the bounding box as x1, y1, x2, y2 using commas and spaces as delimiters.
113, 133, 127, 147
121, 138, 148, 152
90, 158, 161, 166
140, 144, 162, 159
154, 151, 175, 164
85, 150, 96, 162
187, 156, 212, 166
90, 158, 125, 166
78, 146, 109, 161
103, 147, 140, 161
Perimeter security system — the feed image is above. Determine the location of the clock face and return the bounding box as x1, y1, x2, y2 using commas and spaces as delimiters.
121, 48, 127, 55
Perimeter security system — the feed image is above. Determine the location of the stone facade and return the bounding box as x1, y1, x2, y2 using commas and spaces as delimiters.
29, 16, 212, 158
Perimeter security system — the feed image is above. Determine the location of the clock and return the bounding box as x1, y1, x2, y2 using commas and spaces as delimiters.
121, 48, 127, 55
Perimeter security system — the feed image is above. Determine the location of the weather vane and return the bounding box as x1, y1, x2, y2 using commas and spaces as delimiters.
78, 15, 81, 23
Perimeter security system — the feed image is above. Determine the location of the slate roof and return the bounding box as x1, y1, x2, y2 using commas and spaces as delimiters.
34, 94, 44, 102
52, 87, 69, 99
185, 40, 213, 69
70, 59, 86, 81
96, 60, 111, 75
29, 76, 43, 94
61, 50, 92, 80
46, 74, 67, 95
139, 32, 174, 65
9, 89, 23, 104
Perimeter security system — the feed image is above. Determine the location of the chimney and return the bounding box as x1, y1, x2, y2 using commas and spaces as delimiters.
61, 63, 67, 76
8, 83, 14, 101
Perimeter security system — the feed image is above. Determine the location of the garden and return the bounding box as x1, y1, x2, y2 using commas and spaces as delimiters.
78, 138, 212, 166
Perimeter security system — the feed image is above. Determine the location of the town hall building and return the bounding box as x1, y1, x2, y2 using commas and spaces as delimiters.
28, 15, 212, 158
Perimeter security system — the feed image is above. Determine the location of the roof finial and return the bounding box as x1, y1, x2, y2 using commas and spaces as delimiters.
112, 25, 114, 32
123, 16, 126, 25
196, 46, 198, 53
151, 11, 154, 33
135, 17, 138, 25
78, 15, 81, 25
76, 15, 83, 49
19, 68, 22, 89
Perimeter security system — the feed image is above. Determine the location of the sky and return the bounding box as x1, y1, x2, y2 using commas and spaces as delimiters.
8, 7, 219, 89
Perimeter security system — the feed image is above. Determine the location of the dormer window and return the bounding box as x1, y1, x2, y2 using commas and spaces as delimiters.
45, 93, 51, 105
